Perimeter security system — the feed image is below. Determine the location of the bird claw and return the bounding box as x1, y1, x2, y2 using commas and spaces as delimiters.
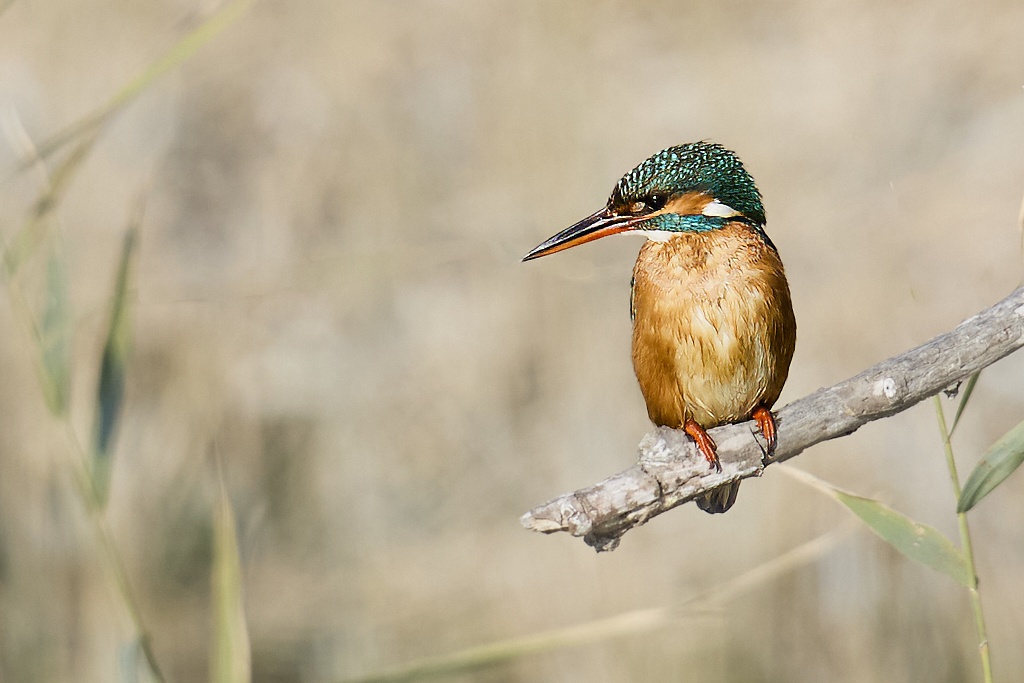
684, 419, 721, 472
752, 406, 778, 464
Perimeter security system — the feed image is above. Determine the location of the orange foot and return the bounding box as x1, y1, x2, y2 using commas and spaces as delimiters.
684, 418, 721, 472
752, 405, 778, 455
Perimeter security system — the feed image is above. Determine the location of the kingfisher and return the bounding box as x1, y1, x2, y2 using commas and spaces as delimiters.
523, 142, 796, 513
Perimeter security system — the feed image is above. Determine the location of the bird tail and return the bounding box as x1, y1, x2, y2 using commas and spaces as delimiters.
695, 481, 740, 514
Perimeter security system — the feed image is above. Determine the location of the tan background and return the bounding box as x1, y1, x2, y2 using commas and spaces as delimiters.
1, 1, 1023, 681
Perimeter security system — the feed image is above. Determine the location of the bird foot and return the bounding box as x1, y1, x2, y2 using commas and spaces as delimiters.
752, 406, 778, 463
684, 419, 721, 472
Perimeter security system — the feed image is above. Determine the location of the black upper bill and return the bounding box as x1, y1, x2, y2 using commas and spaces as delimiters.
522, 208, 637, 262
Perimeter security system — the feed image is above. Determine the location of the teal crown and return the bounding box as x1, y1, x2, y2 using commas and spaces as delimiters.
611, 142, 766, 226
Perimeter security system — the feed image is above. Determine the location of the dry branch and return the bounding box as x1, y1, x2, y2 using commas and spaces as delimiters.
522, 285, 1024, 551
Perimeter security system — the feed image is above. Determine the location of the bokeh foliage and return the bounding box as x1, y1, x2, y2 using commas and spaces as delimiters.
1, 1, 1023, 682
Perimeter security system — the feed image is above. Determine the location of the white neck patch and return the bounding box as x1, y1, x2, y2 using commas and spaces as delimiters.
637, 230, 673, 242
701, 199, 741, 218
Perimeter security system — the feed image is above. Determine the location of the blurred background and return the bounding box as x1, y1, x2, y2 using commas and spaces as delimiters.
1, 0, 1023, 681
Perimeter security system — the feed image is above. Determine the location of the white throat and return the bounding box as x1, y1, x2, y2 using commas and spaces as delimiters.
638, 230, 673, 243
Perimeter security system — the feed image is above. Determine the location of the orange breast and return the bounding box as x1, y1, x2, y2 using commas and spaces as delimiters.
630, 223, 796, 429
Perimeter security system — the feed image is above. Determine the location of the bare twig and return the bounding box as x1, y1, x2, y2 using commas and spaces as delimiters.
522, 285, 1024, 551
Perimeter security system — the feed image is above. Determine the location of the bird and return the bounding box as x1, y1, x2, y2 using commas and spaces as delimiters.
523, 142, 796, 514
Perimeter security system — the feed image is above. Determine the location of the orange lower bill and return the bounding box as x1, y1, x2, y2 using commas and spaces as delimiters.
522, 208, 641, 261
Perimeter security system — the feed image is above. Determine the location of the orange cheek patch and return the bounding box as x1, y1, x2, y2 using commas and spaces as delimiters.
660, 192, 714, 216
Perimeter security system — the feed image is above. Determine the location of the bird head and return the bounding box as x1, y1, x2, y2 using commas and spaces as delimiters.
523, 142, 766, 261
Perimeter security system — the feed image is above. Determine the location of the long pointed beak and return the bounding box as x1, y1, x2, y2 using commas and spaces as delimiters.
522, 208, 641, 261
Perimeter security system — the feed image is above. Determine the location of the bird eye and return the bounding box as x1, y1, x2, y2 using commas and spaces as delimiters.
646, 194, 667, 211
627, 194, 666, 215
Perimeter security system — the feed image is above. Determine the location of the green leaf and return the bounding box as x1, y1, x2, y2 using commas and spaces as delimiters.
958, 418, 1024, 513
211, 478, 251, 683
91, 228, 137, 504
832, 490, 971, 588
40, 247, 72, 415
778, 466, 971, 588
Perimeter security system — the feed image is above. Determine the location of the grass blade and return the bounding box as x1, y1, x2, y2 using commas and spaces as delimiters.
947, 371, 980, 439
958, 418, 1024, 513
340, 529, 848, 683
40, 246, 72, 415
780, 466, 970, 587
212, 476, 251, 683
91, 227, 137, 504
23, 0, 256, 168
0, 108, 99, 276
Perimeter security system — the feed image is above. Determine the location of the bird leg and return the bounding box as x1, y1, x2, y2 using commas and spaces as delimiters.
752, 405, 777, 453
683, 418, 721, 472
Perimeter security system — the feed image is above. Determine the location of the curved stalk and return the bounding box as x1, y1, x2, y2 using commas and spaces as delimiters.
933, 396, 992, 683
